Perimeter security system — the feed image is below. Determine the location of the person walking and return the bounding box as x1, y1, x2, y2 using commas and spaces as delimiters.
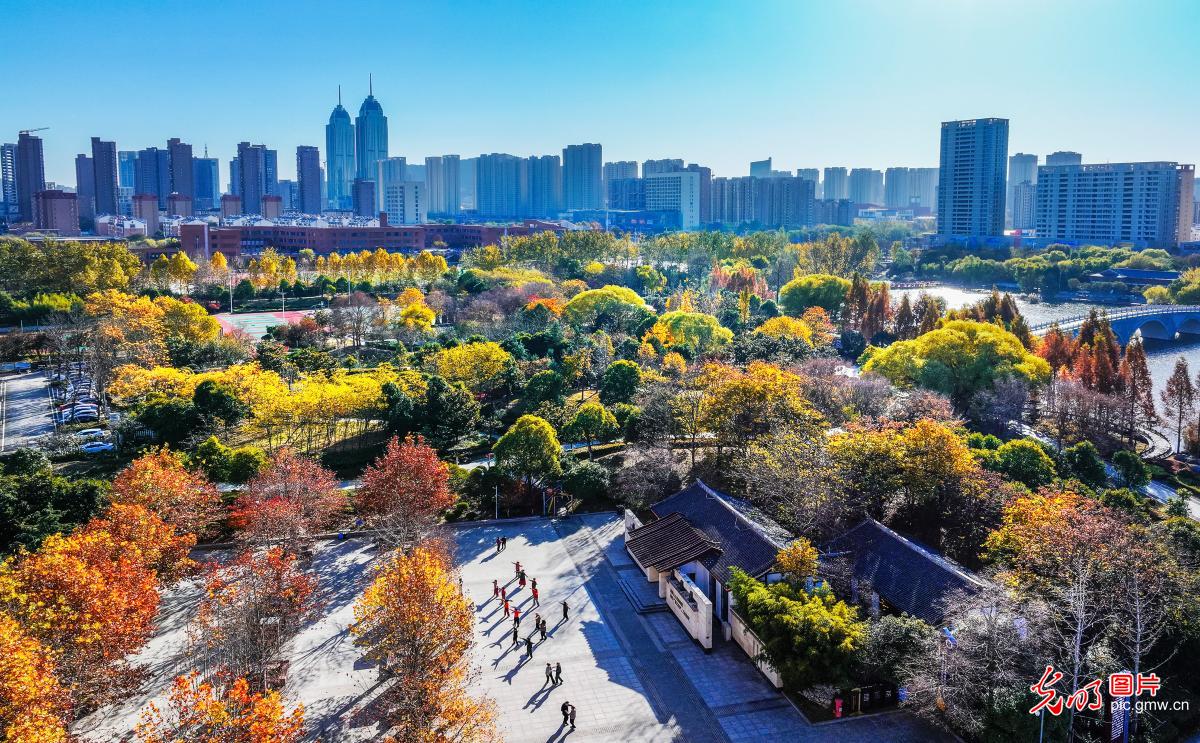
493, 579, 499, 598
513, 607, 521, 627
518, 570, 527, 588
458, 576, 463, 594
503, 599, 510, 617
539, 618, 548, 642
531, 577, 538, 592
495, 536, 501, 552
501, 536, 507, 550
560, 701, 570, 726
512, 626, 519, 646
525, 636, 534, 658
569, 703, 576, 730
500, 585, 506, 601
545, 662, 555, 685
554, 662, 563, 685
513, 560, 522, 576
562, 600, 569, 620
533, 612, 542, 633
531, 586, 539, 606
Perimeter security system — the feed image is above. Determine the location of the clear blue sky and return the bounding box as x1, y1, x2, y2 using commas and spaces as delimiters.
7, 0, 1198, 185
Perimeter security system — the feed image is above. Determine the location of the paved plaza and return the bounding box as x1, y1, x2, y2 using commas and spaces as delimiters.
215, 309, 312, 337
73, 513, 954, 742
456, 512, 955, 743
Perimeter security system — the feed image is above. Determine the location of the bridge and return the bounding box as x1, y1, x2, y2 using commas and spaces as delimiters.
1029, 305, 1200, 344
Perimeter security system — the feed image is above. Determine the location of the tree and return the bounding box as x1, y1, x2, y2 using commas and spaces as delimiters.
1161, 356, 1195, 452
524, 369, 566, 407
231, 449, 343, 549
562, 460, 610, 501
356, 436, 453, 549
192, 379, 248, 431
775, 539, 819, 579
0, 528, 160, 710
493, 415, 562, 485
351, 544, 496, 743
778, 273, 851, 317
566, 401, 620, 457
644, 311, 733, 358
1112, 449, 1150, 489
88, 503, 196, 583
988, 439, 1057, 489
599, 360, 642, 405
863, 320, 1050, 411
561, 284, 650, 332
752, 315, 814, 344
727, 568, 866, 690
419, 376, 481, 452
136, 672, 305, 743
111, 448, 223, 538
856, 613, 935, 686
1059, 441, 1107, 489
194, 548, 318, 688
0, 613, 70, 743
429, 341, 514, 395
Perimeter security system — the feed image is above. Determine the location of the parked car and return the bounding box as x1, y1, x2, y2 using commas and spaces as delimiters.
65, 411, 99, 423
76, 428, 108, 440
80, 441, 115, 454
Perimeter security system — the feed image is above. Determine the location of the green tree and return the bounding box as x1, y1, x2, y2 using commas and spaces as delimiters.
493, 415, 562, 484
1112, 450, 1149, 489
524, 370, 566, 407
192, 379, 248, 430
778, 274, 851, 317
856, 614, 936, 685
420, 376, 481, 452
566, 401, 620, 457
562, 460, 610, 501
645, 311, 733, 358
599, 360, 642, 405
728, 568, 866, 690
1060, 441, 1107, 489
989, 439, 1057, 489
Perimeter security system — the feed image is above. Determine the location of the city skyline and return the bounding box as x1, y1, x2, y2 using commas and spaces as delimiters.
5, 0, 1199, 185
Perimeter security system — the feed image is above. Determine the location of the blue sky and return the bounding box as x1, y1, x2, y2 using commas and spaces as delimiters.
6, 0, 1198, 185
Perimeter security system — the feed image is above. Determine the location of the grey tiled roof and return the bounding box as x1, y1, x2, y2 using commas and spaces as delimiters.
650, 480, 791, 583
823, 519, 986, 625
626, 512, 722, 573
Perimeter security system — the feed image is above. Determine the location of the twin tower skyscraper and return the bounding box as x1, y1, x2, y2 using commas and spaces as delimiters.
325, 79, 388, 210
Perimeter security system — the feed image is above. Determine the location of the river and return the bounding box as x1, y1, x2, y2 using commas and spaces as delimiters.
892, 285, 1200, 443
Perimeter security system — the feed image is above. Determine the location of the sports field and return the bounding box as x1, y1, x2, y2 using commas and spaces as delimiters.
214, 310, 311, 337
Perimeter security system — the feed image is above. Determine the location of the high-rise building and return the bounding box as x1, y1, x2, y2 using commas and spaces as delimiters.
326, 88, 355, 210
849, 168, 884, 206
936, 118, 1009, 238
296, 146, 322, 215
118, 151, 137, 190
1011, 182, 1036, 230
883, 167, 938, 210
476, 154, 523, 219
1046, 151, 1082, 167
750, 158, 772, 178
562, 143, 602, 211
376, 157, 408, 213
274, 182, 296, 211
603, 161, 638, 182
684, 163, 713, 224
0, 143, 15, 216
235, 142, 269, 214
352, 178, 376, 218
1006, 153, 1038, 227
133, 193, 159, 236
424, 155, 460, 215
643, 159, 684, 176
526, 154, 563, 218
459, 157, 477, 211
911, 167, 939, 210
712, 176, 814, 229
167, 138, 194, 199
644, 171, 700, 230
1034, 161, 1194, 248
822, 167, 848, 200
89, 138, 118, 216
135, 147, 171, 208
355, 81, 388, 185
33, 190, 79, 235
796, 169, 821, 199
380, 180, 425, 224
264, 149, 278, 196
74, 155, 95, 225
193, 155, 219, 211
606, 178, 644, 210
167, 192, 194, 217
16, 130, 46, 223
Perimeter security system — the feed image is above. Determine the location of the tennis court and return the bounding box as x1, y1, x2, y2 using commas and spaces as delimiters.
215, 310, 311, 337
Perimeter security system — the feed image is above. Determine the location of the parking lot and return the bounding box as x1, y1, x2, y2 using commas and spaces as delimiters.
0, 370, 54, 452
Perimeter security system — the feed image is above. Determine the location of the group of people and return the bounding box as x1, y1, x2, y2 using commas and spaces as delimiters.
488, 535, 578, 732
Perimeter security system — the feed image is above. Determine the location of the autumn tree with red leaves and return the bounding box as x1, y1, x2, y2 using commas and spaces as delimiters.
136, 671, 305, 743
193, 548, 319, 689
231, 448, 344, 549
0, 528, 160, 711
111, 448, 223, 538
85, 502, 196, 582
0, 613, 70, 742
356, 435, 454, 548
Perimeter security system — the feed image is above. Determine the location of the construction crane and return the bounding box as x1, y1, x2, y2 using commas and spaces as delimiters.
18, 127, 49, 136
